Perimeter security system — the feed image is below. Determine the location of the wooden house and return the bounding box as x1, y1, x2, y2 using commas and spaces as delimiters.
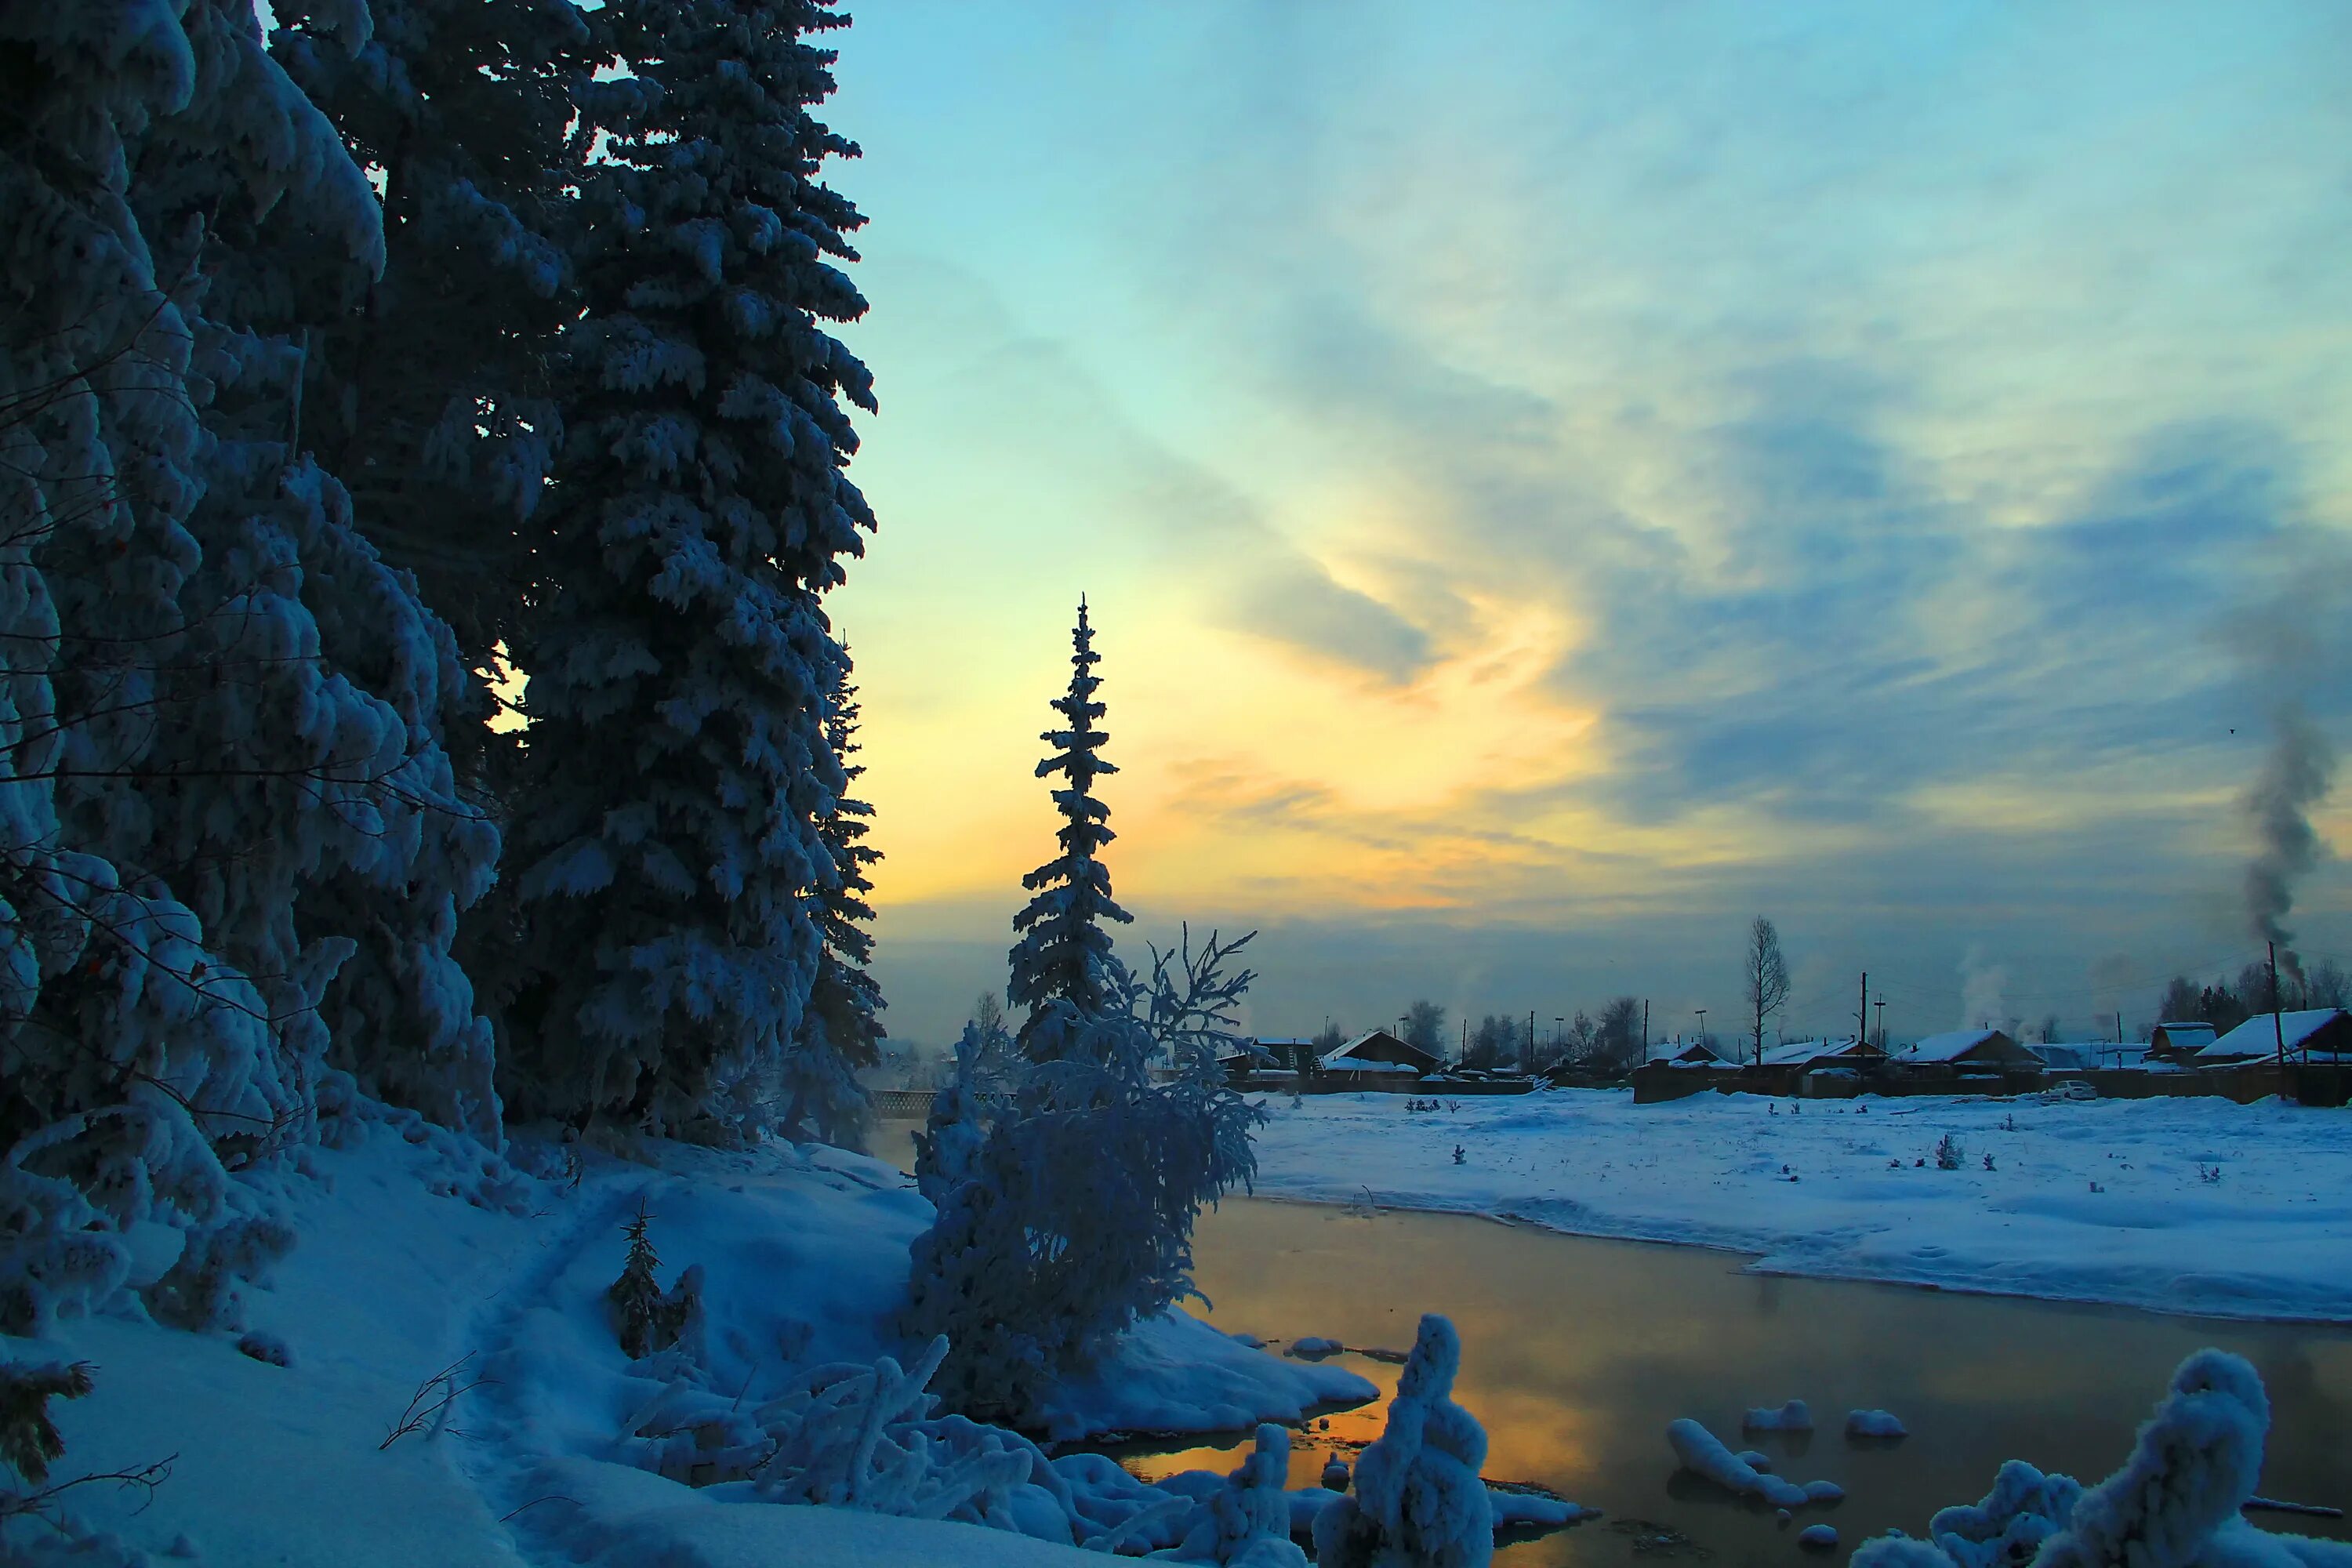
1317, 1029, 1442, 1086
2195, 1009, 2352, 1065
1893, 1028, 2036, 1073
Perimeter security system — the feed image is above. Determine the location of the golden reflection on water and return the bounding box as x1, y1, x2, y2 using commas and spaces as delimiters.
1116, 1199, 2352, 1568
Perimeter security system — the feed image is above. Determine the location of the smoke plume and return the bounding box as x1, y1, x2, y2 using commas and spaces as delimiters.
2242, 702, 2337, 985
1958, 943, 2008, 1031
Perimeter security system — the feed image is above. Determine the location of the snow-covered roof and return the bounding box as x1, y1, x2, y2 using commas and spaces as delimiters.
1758, 1037, 1875, 1069
1319, 1030, 1439, 1073
2198, 1009, 2350, 1061
1899, 1029, 2019, 1064
2149, 1022, 2216, 1051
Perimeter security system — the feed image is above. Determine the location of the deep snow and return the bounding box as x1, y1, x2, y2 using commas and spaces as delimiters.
18, 1120, 1370, 1565
1245, 1090, 2352, 1321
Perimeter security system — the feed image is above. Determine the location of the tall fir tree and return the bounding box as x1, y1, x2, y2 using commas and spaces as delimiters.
1007, 599, 1131, 1060
774, 658, 881, 1148
499, 0, 878, 1133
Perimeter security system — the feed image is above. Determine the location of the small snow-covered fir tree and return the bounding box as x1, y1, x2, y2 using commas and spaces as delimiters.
1007, 599, 1131, 1059
775, 662, 881, 1149
1314, 1313, 1494, 1568
499, 0, 877, 1135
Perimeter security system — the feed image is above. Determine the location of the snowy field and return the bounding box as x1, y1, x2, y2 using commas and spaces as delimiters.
1247, 1089, 2352, 1322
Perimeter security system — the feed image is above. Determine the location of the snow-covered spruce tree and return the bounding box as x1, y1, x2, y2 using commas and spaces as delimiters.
773, 662, 881, 1149
111, 0, 505, 1145
2, 0, 508, 1338
902, 607, 1261, 1425
1007, 598, 1131, 1059
1314, 1313, 1494, 1568
0, 0, 325, 1334
498, 0, 877, 1136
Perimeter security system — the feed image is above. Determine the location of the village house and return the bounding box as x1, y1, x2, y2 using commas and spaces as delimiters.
1893, 1028, 2038, 1073
1317, 1029, 1443, 1087
2147, 1022, 2218, 1062
2193, 1008, 2352, 1065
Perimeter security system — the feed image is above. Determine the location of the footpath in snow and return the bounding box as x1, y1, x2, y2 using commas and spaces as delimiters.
1247, 1089, 2352, 1322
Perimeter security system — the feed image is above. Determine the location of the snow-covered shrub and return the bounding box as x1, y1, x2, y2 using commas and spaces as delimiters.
902, 946, 1263, 1423
143, 1212, 295, 1332
1313, 1313, 1494, 1568
610, 1332, 1040, 1532
750, 1338, 1033, 1519
911, 1020, 998, 1206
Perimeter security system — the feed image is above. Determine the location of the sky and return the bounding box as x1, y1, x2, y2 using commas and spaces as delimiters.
818, 1, 2352, 1049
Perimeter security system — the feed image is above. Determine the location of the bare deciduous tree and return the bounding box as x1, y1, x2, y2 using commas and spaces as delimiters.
1744, 916, 1790, 1066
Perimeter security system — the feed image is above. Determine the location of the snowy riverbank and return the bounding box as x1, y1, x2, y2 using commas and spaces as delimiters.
24, 1116, 1370, 1566
1246, 1089, 2352, 1322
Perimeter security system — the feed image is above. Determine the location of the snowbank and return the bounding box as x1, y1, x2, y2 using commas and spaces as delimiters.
1247, 1091, 2352, 1320
16, 1121, 1370, 1564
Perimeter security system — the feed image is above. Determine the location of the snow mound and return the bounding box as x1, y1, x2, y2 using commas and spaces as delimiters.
1744, 1399, 1815, 1432
1669, 1418, 1812, 1508
1846, 1408, 1907, 1439
1800, 1523, 1840, 1549
1287, 1336, 1345, 1360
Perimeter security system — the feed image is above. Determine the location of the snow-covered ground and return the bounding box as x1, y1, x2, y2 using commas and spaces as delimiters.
1247, 1089, 2352, 1321
26, 1115, 1370, 1566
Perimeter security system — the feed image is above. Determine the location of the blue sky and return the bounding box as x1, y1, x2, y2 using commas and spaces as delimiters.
820, 2, 2352, 1046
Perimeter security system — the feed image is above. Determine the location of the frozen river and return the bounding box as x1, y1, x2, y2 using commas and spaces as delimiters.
870, 1120, 2352, 1567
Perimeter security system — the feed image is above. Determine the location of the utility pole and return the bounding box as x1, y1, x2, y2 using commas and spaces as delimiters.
1694, 1008, 1707, 1051
2270, 941, 2286, 1070
1642, 999, 1650, 1062
1857, 972, 1868, 1047
1527, 1010, 1536, 1075
1874, 999, 1886, 1050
